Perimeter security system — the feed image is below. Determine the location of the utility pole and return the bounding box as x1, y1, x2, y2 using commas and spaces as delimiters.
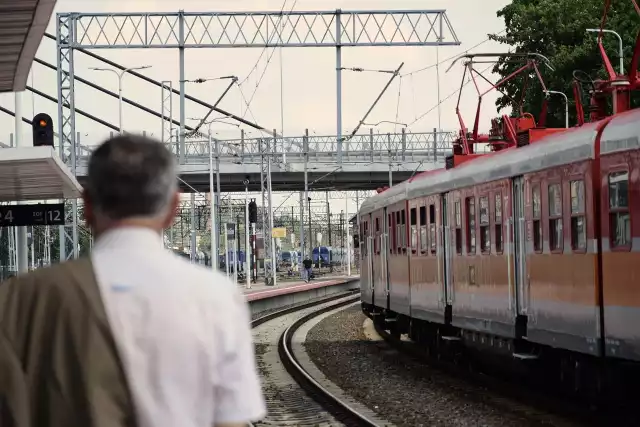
307, 196, 312, 260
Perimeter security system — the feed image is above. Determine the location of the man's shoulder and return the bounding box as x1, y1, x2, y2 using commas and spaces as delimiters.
167, 255, 241, 298
0, 258, 95, 326
4, 258, 90, 290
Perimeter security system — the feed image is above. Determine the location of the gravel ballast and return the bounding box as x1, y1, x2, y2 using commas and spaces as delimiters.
304, 305, 581, 427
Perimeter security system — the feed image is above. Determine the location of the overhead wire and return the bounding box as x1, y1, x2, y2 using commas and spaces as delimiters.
240, 0, 298, 120
401, 30, 505, 78
407, 60, 499, 128
238, 0, 289, 87
394, 76, 402, 133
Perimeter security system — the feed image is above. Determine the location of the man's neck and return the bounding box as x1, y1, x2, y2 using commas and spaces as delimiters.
94, 220, 162, 241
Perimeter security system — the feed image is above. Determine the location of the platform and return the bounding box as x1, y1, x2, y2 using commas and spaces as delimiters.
0, 146, 82, 201
244, 276, 360, 314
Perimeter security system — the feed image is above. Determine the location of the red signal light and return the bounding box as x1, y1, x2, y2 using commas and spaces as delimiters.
39, 119, 47, 127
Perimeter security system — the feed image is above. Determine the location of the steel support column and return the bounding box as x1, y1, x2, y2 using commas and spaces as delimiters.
303, 129, 309, 259
336, 9, 343, 164
178, 10, 186, 164
190, 192, 196, 262
14, 92, 28, 274
161, 81, 173, 145
56, 15, 79, 262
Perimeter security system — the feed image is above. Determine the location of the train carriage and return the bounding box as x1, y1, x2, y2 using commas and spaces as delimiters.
598, 108, 640, 361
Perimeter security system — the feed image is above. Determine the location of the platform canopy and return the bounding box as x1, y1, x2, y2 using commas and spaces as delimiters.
0, 146, 82, 201
0, 0, 57, 92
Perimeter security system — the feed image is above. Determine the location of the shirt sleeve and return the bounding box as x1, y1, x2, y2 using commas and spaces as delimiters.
212, 285, 267, 423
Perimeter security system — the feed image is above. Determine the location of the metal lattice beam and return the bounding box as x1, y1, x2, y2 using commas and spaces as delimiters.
259, 135, 276, 285
56, 15, 79, 262
65, 10, 460, 49
56, 9, 460, 267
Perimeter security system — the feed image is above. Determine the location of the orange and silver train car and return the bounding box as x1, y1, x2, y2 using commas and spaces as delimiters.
359, 108, 640, 386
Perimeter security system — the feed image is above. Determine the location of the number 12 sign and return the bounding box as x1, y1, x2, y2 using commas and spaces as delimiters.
0, 203, 65, 227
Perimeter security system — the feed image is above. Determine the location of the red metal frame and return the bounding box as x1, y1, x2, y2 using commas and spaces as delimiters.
575, 0, 640, 121
448, 53, 556, 157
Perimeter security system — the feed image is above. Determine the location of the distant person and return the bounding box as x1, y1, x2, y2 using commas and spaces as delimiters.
303, 256, 313, 282
0, 134, 266, 427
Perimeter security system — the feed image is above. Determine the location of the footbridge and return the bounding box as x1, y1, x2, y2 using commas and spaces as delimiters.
72, 129, 455, 192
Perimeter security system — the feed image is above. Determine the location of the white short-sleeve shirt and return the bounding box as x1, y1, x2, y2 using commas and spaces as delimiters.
91, 227, 266, 427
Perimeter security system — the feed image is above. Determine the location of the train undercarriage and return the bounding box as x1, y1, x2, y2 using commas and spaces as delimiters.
362, 302, 640, 406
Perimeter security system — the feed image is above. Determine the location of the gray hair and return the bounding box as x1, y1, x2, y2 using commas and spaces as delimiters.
86, 134, 177, 220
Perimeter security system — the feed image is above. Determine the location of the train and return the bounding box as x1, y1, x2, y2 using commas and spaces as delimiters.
312, 246, 350, 267
359, 5, 640, 396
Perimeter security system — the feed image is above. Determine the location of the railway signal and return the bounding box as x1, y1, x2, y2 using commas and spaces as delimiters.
32, 113, 54, 147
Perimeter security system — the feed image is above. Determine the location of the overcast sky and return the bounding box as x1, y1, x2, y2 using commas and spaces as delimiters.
1, 0, 512, 145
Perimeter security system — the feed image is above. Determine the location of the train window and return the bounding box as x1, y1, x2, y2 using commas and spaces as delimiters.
401, 209, 407, 250
410, 208, 418, 251
395, 211, 401, 252
532, 184, 542, 252
429, 204, 436, 254
363, 221, 368, 256
494, 193, 503, 253
388, 213, 394, 254
455, 200, 462, 254
466, 197, 476, 255
420, 206, 428, 254
548, 183, 563, 251
479, 196, 490, 253
570, 180, 586, 251
609, 171, 631, 248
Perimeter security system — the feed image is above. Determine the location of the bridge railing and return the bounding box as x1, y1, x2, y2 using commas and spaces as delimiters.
68, 130, 457, 167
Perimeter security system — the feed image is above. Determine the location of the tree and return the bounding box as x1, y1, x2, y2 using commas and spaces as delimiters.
489, 0, 640, 127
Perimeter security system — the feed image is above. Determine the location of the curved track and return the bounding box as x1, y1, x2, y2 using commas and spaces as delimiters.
249, 291, 378, 427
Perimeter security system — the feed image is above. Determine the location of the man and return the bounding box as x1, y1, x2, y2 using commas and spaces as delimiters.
302, 256, 313, 283
0, 135, 266, 427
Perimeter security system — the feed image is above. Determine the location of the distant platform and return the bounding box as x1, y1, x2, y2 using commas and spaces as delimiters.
244, 276, 359, 302
0, 146, 82, 201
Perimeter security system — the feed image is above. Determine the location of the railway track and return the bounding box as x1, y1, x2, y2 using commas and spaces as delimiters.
249, 291, 378, 427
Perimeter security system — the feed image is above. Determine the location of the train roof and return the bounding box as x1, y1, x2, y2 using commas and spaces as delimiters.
359, 122, 600, 215
359, 179, 409, 215
601, 108, 640, 155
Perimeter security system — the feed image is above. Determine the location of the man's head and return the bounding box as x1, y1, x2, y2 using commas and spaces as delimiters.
83, 134, 179, 237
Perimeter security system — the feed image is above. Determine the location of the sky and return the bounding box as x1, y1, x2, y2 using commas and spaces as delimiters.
0, 0, 512, 220
0, 0, 512, 145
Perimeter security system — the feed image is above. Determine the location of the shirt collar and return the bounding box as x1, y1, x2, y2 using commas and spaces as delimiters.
93, 226, 164, 252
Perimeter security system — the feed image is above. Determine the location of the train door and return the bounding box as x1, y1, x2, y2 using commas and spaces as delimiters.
382, 207, 391, 309
361, 215, 374, 306
372, 210, 388, 310
439, 193, 454, 308
511, 176, 529, 316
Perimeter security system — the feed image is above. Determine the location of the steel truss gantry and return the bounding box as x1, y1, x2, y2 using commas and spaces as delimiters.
56, 8, 459, 262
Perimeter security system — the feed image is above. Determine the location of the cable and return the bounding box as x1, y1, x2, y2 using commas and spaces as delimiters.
240, 0, 298, 119
394, 76, 402, 133
436, 44, 442, 132
238, 0, 290, 87
401, 31, 505, 78
236, 84, 272, 137
408, 61, 497, 127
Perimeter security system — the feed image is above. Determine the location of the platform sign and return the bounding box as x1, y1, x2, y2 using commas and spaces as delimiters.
0, 203, 65, 227
271, 227, 286, 238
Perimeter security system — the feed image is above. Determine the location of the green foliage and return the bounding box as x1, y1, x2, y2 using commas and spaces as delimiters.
490, 0, 640, 126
